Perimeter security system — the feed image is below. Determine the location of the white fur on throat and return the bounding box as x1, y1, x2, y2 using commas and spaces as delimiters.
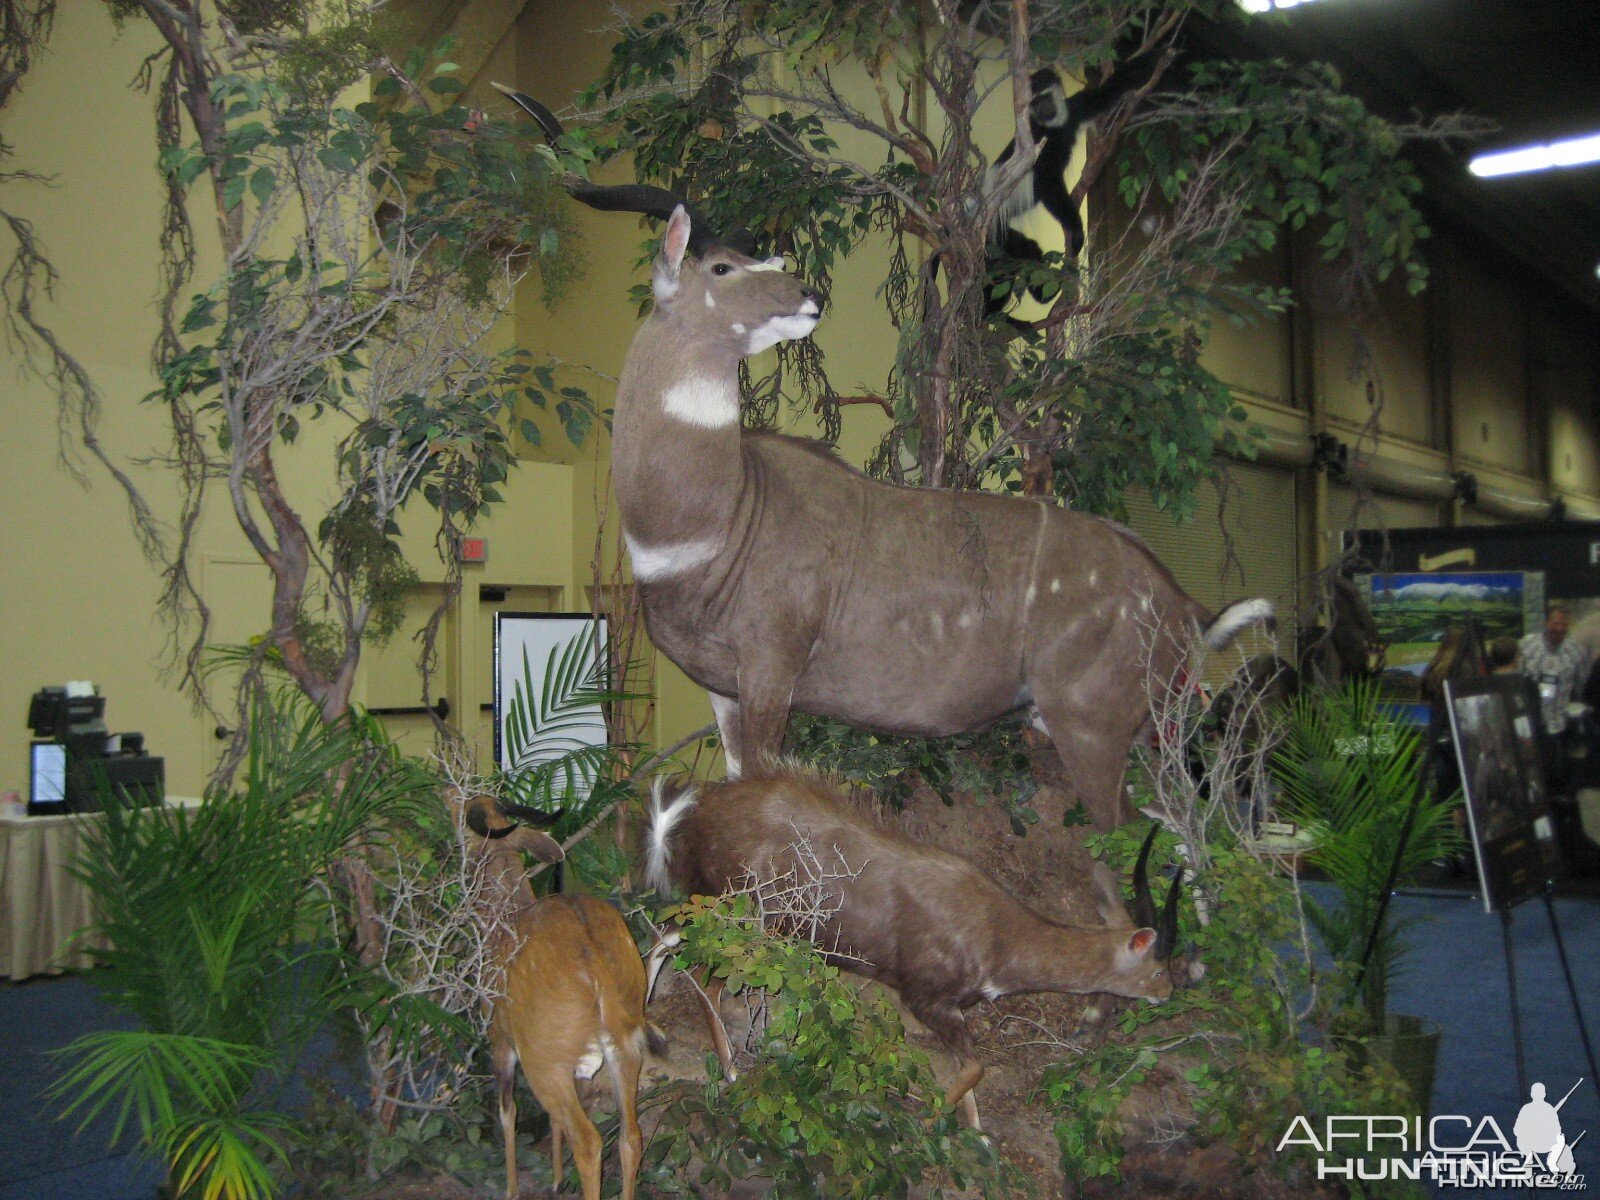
625, 532, 723, 582
745, 303, 820, 355
1202, 598, 1275, 649
661, 375, 740, 428
646, 777, 699, 893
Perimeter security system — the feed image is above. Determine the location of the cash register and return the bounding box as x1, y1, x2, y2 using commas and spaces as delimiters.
26, 684, 164, 814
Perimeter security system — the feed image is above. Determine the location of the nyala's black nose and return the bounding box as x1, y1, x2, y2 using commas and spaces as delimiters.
801, 285, 826, 309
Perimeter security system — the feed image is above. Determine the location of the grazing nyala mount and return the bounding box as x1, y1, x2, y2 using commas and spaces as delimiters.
496, 85, 1272, 829
645, 769, 1183, 1129
464, 796, 661, 1200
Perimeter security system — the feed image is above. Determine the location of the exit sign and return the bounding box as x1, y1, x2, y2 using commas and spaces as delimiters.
459, 537, 488, 564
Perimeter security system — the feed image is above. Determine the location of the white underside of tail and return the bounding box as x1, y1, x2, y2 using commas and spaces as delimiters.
646, 778, 698, 893
1202, 598, 1274, 649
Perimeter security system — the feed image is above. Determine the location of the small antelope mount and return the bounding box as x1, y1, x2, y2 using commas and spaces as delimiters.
645, 770, 1183, 1128
498, 86, 1272, 829
464, 796, 660, 1200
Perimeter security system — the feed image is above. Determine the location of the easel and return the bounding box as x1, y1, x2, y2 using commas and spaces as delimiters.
1352, 619, 1487, 1004
1441, 673, 1600, 1114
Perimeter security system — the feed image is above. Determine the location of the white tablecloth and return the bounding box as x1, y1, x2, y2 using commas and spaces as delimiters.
0, 809, 103, 979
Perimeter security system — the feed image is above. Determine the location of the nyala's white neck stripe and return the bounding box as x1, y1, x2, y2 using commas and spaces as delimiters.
661, 376, 740, 428
625, 532, 724, 582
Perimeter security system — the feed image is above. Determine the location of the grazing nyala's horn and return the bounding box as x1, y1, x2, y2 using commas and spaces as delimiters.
1154, 865, 1184, 961
491, 82, 758, 256
1131, 823, 1160, 930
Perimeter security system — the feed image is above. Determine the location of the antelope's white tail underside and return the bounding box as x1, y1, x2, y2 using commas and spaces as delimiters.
1201, 598, 1275, 649
646, 778, 698, 893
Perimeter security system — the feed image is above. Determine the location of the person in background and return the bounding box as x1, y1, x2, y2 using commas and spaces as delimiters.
1519, 603, 1588, 742
1519, 603, 1596, 878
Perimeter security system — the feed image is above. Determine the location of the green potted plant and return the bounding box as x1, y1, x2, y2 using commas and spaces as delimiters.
1273, 678, 1461, 1113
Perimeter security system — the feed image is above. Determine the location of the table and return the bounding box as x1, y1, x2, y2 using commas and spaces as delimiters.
0, 799, 199, 981
0, 808, 104, 979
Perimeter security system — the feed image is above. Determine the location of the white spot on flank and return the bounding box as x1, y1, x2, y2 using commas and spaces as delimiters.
660, 375, 739, 428
931, 613, 944, 639
625, 532, 723, 581
732, 322, 746, 335
958, 611, 975, 629
1050, 578, 1061, 594
704, 291, 716, 308
1024, 583, 1037, 605
1088, 570, 1098, 588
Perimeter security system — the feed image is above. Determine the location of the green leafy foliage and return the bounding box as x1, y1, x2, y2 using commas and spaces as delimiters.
574, 3, 1438, 515
641, 892, 1021, 1199
787, 713, 1042, 833
1047, 825, 1421, 1193
51, 689, 439, 1200
1273, 679, 1461, 1030
1123, 60, 1431, 296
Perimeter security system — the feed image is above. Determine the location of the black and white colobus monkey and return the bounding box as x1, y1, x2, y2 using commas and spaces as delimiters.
986, 47, 1169, 298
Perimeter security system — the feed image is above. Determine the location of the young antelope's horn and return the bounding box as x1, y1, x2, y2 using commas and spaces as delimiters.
1131, 823, 1159, 930
1154, 865, 1184, 960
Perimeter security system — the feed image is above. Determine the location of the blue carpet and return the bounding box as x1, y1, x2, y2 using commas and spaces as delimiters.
4, 891, 1597, 1198
1386, 892, 1600, 1198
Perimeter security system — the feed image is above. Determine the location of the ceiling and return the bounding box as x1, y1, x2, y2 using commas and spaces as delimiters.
1194, 0, 1600, 324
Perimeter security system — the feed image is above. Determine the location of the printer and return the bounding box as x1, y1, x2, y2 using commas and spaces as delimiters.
26, 684, 164, 813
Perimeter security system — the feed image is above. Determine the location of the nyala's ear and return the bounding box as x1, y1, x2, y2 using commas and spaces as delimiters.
508, 826, 565, 864
654, 205, 692, 301
1090, 862, 1132, 929
1127, 928, 1157, 956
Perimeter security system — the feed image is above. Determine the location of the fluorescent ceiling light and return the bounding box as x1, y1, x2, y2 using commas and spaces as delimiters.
1470, 131, 1600, 178
1239, 0, 1326, 11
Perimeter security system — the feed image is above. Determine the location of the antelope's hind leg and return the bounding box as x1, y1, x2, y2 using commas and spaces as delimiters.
689, 966, 738, 1080
912, 1003, 986, 1131
494, 1041, 520, 1200
527, 1064, 602, 1200
608, 1035, 646, 1200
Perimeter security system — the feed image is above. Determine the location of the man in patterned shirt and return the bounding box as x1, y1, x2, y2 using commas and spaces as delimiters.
1518, 602, 1588, 740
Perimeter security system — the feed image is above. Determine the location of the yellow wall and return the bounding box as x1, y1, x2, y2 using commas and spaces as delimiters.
4, 2, 1600, 801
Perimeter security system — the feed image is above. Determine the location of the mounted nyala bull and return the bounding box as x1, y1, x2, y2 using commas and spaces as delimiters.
645, 769, 1183, 1129
497, 86, 1272, 829
463, 796, 660, 1200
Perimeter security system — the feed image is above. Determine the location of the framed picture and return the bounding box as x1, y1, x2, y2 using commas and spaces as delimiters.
1360, 570, 1543, 712
1443, 674, 1562, 912
492, 612, 610, 802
